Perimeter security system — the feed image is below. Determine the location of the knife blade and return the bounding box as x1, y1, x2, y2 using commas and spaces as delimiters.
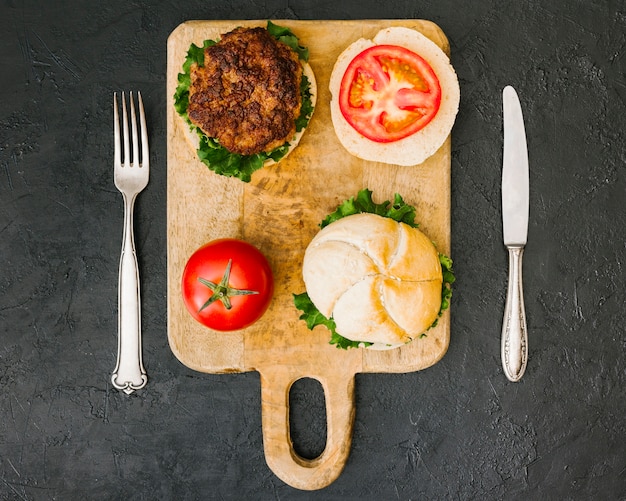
501, 85, 529, 382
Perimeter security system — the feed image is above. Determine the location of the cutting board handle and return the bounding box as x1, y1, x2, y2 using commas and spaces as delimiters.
259, 367, 356, 490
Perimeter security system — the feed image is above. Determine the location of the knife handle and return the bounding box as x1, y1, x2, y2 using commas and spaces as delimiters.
501, 246, 528, 382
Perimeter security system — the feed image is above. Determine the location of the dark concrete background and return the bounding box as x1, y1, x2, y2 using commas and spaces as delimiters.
1, 0, 625, 499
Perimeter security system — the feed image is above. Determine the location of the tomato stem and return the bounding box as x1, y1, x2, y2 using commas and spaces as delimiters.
197, 259, 259, 311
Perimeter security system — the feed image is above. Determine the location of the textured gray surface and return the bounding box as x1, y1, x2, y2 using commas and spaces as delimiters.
1, 0, 625, 499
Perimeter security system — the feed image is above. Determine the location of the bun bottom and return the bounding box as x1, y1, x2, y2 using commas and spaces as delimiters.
329, 27, 460, 166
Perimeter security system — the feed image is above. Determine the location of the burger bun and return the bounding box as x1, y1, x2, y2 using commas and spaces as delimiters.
329, 27, 460, 166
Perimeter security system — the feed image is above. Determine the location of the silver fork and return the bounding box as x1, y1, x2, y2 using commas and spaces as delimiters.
111, 91, 149, 394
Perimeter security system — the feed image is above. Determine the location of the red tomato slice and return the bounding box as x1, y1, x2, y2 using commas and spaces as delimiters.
181, 239, 274, 331
339, 44, 442, 143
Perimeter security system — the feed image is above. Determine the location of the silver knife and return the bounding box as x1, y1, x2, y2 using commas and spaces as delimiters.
501, 85, 529, 382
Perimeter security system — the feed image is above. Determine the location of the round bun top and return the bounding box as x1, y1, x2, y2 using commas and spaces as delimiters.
302, 213, 443, 349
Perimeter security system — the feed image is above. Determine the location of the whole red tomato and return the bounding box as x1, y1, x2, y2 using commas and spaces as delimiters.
181, 239, 274, 331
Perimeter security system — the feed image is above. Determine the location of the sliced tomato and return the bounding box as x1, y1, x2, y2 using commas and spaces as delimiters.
339, 44, 441, 143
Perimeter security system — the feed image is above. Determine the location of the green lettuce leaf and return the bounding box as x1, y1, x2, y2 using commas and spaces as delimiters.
172, 22, 314, 182
295, 189, 456, 349
321, 188, 418, 229
266, 20, 309, 61
173, 40, 215, 120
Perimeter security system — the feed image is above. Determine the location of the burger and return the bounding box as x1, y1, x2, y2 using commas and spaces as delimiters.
174, 21, 316, 182
294, 190, 454, 350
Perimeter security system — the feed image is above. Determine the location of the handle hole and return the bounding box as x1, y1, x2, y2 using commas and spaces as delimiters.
289, 377, 327, 460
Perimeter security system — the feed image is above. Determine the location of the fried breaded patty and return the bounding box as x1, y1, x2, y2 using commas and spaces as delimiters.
187, 27, 303, 156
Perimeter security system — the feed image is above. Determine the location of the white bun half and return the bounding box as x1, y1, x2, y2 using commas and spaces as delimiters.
329, 27, 460, 166
182, 61, 316, 166
302, 213, 443, 349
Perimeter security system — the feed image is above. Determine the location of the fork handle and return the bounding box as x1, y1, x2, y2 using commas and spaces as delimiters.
112, 193, 148, 394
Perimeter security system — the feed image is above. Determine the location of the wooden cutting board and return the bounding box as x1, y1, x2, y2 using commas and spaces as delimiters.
166, 19, 452, 491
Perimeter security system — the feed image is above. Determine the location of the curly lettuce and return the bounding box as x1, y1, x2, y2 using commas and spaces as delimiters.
173, 21, 314, 182
294, 189, 456, 349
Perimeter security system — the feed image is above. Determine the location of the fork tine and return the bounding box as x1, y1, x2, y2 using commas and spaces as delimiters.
130, 92, 139, 166
122, 92, 129, 166
113, 92, 120, 165
138, 92, 149, 167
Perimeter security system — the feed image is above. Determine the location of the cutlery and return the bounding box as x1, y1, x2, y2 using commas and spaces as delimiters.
111, 91, 149, 394
501, 85, 529, 382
